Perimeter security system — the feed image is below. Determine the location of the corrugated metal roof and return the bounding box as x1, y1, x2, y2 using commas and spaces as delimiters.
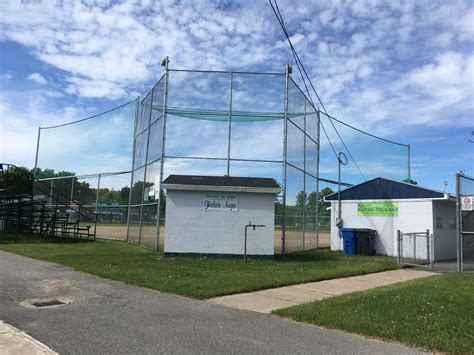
325, 177, 445, 201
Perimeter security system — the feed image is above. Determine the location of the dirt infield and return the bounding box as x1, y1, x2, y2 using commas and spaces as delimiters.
95, 224, 331, 252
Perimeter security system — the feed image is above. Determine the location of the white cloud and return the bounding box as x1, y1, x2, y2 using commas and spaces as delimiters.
0, 0, 473, 186
27, 73, 48, 85
64, 77, 127, 99
0, 72, 13, 79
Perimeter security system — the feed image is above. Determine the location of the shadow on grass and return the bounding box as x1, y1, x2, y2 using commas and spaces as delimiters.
0, 233, 95, 245
275, 248, 343, 262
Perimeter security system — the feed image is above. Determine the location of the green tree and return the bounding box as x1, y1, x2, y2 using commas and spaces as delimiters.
403, 178, 418, 185
73, 180, 96, 205
119, 186, 130, 205
33, 168, 75, 179
306, 191, 317, 209
318, 187, 334, 217
295, 191, 306, 209
3, 166, 33, 195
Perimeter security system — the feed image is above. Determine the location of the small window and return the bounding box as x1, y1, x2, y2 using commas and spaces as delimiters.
449, 218, 456, 230
436, 216, 444, 229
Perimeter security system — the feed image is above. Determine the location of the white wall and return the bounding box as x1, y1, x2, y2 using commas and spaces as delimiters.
164, 190, 275, 255
432, 200, 457, 260
330, 199, 434, 257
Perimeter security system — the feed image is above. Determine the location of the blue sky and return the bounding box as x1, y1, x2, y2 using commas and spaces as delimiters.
0, 0, 472, 193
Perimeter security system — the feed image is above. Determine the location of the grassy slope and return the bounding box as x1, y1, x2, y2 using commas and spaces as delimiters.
0, 237, 396, 299
275, 273, 474, 353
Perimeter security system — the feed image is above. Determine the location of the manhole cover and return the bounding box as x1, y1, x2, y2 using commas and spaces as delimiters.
31, 300, 65, 308
20, 297, 71, 309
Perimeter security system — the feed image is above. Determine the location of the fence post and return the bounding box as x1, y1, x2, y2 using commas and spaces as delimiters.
33, 127, 41, 178
397, 230, 401, 265
126, 97, 140, 242
70, 176, 74, 205
456, 173, 462, 272
315, 108, 320, 248
302, 99, 307, 251
413, 233, 417, 263
156, 56, 170, 251
226, 72, 233, 176
281, 64, 290, 255
49, 180, 53, 206
408, 144, 411, 182
426, 229, 432, 268
138, 81, 155, 246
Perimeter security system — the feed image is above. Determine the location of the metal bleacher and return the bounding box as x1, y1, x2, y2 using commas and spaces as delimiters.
0, 163, 97, 240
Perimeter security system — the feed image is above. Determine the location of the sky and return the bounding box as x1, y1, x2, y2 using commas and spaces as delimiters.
0, 0, 473, 193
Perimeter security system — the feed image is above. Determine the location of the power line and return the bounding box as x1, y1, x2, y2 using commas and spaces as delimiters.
272, 0, 366, 180
268, 1, 338, 159
269, 0, 367, 181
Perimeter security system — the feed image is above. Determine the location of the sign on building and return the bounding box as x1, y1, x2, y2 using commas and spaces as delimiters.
203, 194, 238, 211
462, 196, 473, 211
358, 202, 399, 216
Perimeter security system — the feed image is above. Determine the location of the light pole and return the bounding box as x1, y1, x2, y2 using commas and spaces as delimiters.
337, 152, 348, 229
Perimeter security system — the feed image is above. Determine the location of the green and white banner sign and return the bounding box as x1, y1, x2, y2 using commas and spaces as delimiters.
358, 202, 399, 216
203, 193, 238, 211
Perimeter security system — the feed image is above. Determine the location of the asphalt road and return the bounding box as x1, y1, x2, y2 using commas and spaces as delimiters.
0, 250, 424, 354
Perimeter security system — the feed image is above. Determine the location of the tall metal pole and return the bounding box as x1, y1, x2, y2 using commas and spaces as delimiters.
456, 173, 462, 272
126, 97, 140, 242
49, 180, 53, 206
315, 108, 320, 248
70, 176, 74, 204
226, 72, 233, 176
95, 173, 101, 237
281, 64, 290, 255
95, 173, 101, 213
138, 84, 155, 246
156, 56, 170, 251
408, 144, 411, 181
302, 99, 307, 250
337, 152, 347, 231
33, 127, 41, 178
338, 156, 341, 224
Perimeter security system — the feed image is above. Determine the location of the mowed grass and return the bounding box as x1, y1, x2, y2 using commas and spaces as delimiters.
0, 236, 396, 299
275, 273, 474, 353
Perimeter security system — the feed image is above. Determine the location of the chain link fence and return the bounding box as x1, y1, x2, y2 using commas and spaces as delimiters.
397, 230, 433, 269
38, 171, 131, 240
457, 173, 474, 271
34, 66, 409, 254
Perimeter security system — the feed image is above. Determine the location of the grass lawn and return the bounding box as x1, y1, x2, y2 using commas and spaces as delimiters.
275, 273, 474, 353
0, 235, 396, 299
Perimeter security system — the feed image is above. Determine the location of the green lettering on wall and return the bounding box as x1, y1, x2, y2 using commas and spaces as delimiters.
357, 202, 399, 216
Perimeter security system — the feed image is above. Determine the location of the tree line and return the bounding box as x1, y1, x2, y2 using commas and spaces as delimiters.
3, 166, 130, 206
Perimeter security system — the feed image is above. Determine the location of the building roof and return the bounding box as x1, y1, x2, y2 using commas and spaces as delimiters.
324, 177, 447, 201
162, 175, 280, 194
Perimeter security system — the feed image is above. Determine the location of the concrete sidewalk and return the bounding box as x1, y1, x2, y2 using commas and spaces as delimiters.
209, 269, 438, 313
0, 320, 57, 355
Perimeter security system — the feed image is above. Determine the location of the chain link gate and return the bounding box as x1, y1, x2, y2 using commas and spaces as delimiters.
457, 173, 474, 272
397, 230, 433, 269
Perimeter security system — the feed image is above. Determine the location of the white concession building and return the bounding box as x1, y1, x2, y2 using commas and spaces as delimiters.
162, 175, 279, 257
325, 177, 457, 261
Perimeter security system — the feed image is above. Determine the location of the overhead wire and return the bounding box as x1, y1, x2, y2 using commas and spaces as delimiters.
269, 1, 338, 160
272, 0, 367, 180
41, 99, 136, 130
269, 0, 368, 181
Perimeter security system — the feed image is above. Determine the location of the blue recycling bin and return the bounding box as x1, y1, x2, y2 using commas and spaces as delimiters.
341, 228, 357, 255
